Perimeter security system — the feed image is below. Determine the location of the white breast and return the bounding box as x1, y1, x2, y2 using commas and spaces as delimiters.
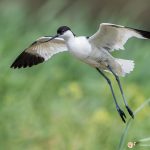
66, 37, 92, 59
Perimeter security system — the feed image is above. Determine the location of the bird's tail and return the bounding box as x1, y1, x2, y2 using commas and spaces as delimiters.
115, 58, 135, 77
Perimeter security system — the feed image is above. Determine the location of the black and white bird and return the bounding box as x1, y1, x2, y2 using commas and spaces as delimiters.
11, 23, 150, 123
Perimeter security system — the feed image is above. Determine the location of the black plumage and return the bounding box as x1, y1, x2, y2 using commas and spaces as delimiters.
10, 51, 44, 69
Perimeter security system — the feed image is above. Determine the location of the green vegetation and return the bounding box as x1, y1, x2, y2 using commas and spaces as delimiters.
0, 1, 150, 150
118, 99, 150, 150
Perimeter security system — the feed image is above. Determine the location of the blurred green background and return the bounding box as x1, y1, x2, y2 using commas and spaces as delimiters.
0, 0, 150, 149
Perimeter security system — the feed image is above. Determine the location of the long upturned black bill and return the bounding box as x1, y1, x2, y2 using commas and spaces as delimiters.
49, 34, 60, 41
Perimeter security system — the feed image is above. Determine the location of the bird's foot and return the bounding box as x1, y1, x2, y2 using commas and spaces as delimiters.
117, 107, 126, 123
126, 106, 134, 119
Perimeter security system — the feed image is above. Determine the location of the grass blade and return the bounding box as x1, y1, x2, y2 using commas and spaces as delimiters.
118, 98, 150, 150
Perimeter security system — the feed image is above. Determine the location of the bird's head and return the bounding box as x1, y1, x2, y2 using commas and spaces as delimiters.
50, 26, 75, 41
57, 26, 75, 40
57, 26, 71, 35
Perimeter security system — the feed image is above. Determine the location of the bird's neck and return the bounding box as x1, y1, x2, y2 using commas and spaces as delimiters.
63, 34, 75, 42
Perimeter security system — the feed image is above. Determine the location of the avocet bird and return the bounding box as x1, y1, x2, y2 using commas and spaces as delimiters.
11, 23, 150, 123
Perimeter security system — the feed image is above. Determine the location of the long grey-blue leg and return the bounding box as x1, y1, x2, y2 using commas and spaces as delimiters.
96, 68, 126, 123
107, 66, 134, 118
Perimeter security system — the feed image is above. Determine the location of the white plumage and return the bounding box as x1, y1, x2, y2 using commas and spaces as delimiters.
89, 23, 145, 51
115, 59, 135, 77
27, 37, 67, 61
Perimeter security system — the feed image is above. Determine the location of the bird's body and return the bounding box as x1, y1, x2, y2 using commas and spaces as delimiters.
66, 35, 115, 70
11, 23, 150, 123
61, 29, 133, 77
66, 36, 91, 60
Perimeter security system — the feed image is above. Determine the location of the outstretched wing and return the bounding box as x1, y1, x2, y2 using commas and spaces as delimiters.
89, 23, 150, 52
11, 36, 67, 68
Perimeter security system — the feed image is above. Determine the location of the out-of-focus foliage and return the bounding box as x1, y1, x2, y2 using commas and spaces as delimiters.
0, 0, 150, 150
118, 99, 150, 150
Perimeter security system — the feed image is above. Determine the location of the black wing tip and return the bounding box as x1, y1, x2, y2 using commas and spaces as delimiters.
126, 27, 150, 39
135, 29, 150, 39
10, 51, 44, 69
109, 24, 150, 39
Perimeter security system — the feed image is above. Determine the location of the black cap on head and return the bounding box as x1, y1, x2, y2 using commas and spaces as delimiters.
57, 26, 71, 35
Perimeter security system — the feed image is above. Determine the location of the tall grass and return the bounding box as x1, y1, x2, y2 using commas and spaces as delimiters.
118, 99, 150, 150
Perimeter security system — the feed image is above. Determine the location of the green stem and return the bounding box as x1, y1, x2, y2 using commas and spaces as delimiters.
118, 98, 150, 150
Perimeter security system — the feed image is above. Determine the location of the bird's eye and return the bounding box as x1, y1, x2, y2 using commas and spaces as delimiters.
58, 29, 64, 35
62, 29, 65, 33
57, 26, 70, 35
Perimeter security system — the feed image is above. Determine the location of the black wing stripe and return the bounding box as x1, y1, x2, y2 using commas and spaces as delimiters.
109, 24, 150, 39
10, 51, 44, 69
133, 28, 150, 39
125, 27, 150, 39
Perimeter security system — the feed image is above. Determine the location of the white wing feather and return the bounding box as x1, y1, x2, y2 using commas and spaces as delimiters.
11, 36, 67, 68
89, 23, 146, 52
27, 36, 67, 60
